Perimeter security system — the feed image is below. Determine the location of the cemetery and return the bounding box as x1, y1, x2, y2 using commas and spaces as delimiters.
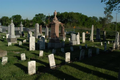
0, 11, 119, 80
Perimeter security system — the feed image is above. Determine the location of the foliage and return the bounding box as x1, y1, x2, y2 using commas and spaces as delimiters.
0, 16, 10, 26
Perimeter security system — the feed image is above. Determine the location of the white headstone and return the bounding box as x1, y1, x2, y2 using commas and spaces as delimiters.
76, 32, 80, 44
45, 26, 49, 38
2, 57, 8, 65
23, 39, 26, 43
29, 36, 35, 51
88, 49, 92, 57
39, 50, 43, 57
19, 41, 22, 45
8, 42, 12, 46
108, 41, 110, 44
82, 32, 85, 43
6, 34, 9, 39
48, 54, 56, 69
90, 25, 94, 42
21, 53, 26, 61
20, 22, 23, 33
28, 61, 36, 75
35, 23, 40, 38
65, 52, 70, 63
79, 49, 85, 60
68, 38, 70, 41
101, 42, 103, 46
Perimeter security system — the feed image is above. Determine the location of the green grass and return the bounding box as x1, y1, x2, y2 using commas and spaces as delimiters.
0, 32, 119, 80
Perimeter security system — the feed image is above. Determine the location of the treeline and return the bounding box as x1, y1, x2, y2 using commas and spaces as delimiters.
0, 12, 119, 31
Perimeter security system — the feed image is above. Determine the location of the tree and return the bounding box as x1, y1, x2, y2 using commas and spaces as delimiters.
101, 0, 120, 11
1, 16, 10, 26
12, 15, 22, 27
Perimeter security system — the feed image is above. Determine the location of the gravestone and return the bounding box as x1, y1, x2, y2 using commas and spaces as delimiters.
79, 45, 82, 49
45, 26, 49, 38
76, 32, 80, 44
70, 46, 74, 51
113, 43, 115, 50
85, 44, 87, 48
23, 39, 26, 43
34, 23, 40, 38
8, 25, 10, 34
29, 36, 35, 51
82, 32, 85, 43
96, 28, 101, 41
108, 41, 110, 44
39, 25, 42, 35
115, 32, 119, 49
61, 48, 64, 53
96, 48, 99, 54
8, 20, 17, 43
39, 50, 43, 57
28, 31, 32, 40
48, 54, 56, 69
101, 42, 103, 46
2, 57, 8, 65
79, 49, 85, 60
21, 53, 26, 61
88, 49, 92, 57
103, 31, 106, 40
90, 25, 94, 42
19, 41, 22, 45
8, 42, 12, 46
38, 37, 45, 50
20, 22, 23, 34
65, 52, 70, 63
28, 61, 36, 75
70, 33, 77, 45
52, 49, 56, 54
6, 34, 9, 39
68, 38, 70, 41
104, 42, 107, 51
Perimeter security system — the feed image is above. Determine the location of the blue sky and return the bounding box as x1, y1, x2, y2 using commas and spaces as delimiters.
0, 0, 119, 22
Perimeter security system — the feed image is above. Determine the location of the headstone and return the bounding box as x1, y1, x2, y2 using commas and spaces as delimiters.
76, 32, 80, 44
28, 61, 36, 75
8, 42, 12, 46
2, 57, 8, 65
19, 41, 22, 45
96, 28, 101, 40
79, 45, 82, 49
8, 25, 10, 34
88, 49, 92, 57
21, 53, 26, 61
29, 36, 35, 51
39, 50, 43, 57
3, 36, 5, 38
65, 52, 70, 63
96, 48, 99, 54
90, 25, 94, 42
34, 23, 40, 38
70, 46, 74, 51
79, 49, 85, 60
104, 42, 107, 51
82, 32, 85, 43
8, 20, 17, 43
48, 54, 56, 69
23, 39, 26, 43
108, 41, 110, 44
113, 43, 115, 50
101, 42, 103, 46
115, 32, 119, 49
45, 39, 47, 43
6, 34, 9, 39
45, 26, 49, 38
39, 25, 42, 34
52, 49, 56, 54
68, 38, 70, 41
20, 22, 23, 33
103, 31, 106, 40
61, 48, 64, 53
85, 44, 87, 48
71, 33, 77, 45
38, 37, 45, 50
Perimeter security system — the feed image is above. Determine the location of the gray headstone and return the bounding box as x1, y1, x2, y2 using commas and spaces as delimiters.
21, 53, 26, 61
2, 57, 8, 65
88, 49, 92, 57
34, 23, 40, 38
90, 25, 94, 42
29, 36, 35, 51
96, 28, 101, 40
38, 37, 45, 50
79, 49, 85, 60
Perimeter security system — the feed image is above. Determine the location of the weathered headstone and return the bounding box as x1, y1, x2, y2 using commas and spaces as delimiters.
90, 25, 94, 42
79, 49, 85, 60
23, 39, 26, 43
38, 37, 45, 50
19, 41, 22, 46
71, 33, 77, 45
68, 38, 70, 41
8, 42, 12, 46
28, 61, 36, 75
29, 36, 35, 51
48, 54, 56, 69
21, 53, 26, 61
76, 32, 80, 44
82, 32, 85, 43
2, 57, 8, 65
108, 41, 110, 44
96, 28, 101, 40
70, 46, 74, 51
45, 26, 49, 38
34, 23, 40, 38
65, 52, 70, 63
101, 42, 103, 46
39, 50, 43, 57
6, 34, 9, 39
88, 49, 92, 57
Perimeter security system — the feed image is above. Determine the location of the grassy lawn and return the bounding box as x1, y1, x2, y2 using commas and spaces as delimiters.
0, 32, 119, 80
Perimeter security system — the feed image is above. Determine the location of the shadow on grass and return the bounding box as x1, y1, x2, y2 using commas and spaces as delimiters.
68, 63, 117, 80
14, 63, 27, 74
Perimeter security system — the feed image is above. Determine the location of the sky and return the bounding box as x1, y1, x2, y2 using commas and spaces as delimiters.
0, 0, 119, 22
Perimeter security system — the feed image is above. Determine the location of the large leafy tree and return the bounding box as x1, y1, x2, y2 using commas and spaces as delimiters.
1, 16, 10, 26
12, 15, 22, 27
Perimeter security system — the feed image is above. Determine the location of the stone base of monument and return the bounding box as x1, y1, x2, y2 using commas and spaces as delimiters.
70, 40, 77, 45
48, 42, 63, 49
7, 38, 17, 43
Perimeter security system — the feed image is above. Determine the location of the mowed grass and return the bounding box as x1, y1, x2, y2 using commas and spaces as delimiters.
0, 33, 119, 80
